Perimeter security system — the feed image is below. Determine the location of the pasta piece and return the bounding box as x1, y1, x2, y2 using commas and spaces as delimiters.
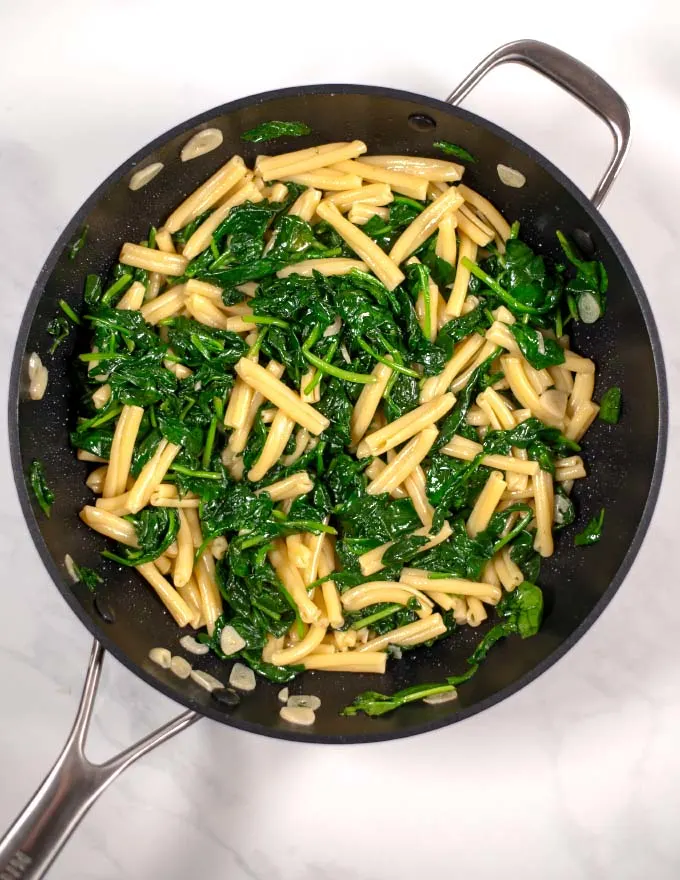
533, 469, 555, 557
194, 549, 223, 635
155, 228, 175, 253
119, 243, 187, 276
173, 508, 194, 588
389, 186, 464, 266
315, 200, 404, 290
356, 614, 448, 653
495, 548, 524, 591
268, 540, 322, 625
271, 623, 328, 666
420, 333, 485, 402
281, 427, 311, 466
256, 472, 313, 502
350, 360, 393, 446
136, 563, 194, 628
248, 408, 295, 482
288, 187, 322, 221
318, 543, 344, 630
440, 433, 539, 476
502, 356, 566, 429
125, 439, 169, 514
276, 258, 367, 278
257, 141, 367, 179
80, 506, 138, 546
182, 179, 263, 259
116, 280, 145, 311
480, 388, 515, 430
435, 211, 457, 266
364, 459, 407, 500
466, 471, 507, 536
361, 155, 464, 181
446, 233, 477, 316
565, 400, 599, 442
555, 456, 587, 481
85, 465, 108, 494
399, 570, 502, 602
563, 351, 595, 374
366, 426, 438, 496
282, 170, 362, 190
341, 581, 433, 617
327, 183, 393, 211
140, 286, 186, 325
347, 204, 389, 225
102, 405, 144, 498
303, 529, 326, 586
228, 361, 285, 454
456, 205, 495, 246
569, 372, 596, 416
301, 653, 387, 673
177, 577, 203, 630
403, 464, 435, 528
466, 597, 488, 627
235, 358, 330, 435
548, 365, 574, 394
268, 182, 289, 202
286, 534, 311, 569
164, 155, 247, 233
357, 394, 454, 458
92, 384, 111, 410
331, 159, 428, 200
456, 184, 511, 241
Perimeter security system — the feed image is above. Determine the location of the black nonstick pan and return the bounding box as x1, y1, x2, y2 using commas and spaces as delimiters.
0, 40, 667, 880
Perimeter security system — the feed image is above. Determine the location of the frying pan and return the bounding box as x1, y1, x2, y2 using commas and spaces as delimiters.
0, 39, 667, 880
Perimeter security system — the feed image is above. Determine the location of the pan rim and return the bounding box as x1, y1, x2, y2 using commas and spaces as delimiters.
8, 82, 669, 744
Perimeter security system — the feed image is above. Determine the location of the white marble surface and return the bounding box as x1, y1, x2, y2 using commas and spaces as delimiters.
1, 2, 680, 877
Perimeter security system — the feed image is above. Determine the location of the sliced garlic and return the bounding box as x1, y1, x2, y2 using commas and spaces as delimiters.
423, 689, 458, 705
149, 647, 172, 669
181, 128, 224, 162
280, 706, 315, 726
229, 662, 256, 692
287, 695, 321, 711
497, 164, 526, 188
27, 353, 48, 400
220, 625, 246, 656
190, 669, 225, 692
170, 655, 192, 679
64, 554, 78, 583
129, 162, 164, 191
179, 634, 210, 655
278, 687, 290, 703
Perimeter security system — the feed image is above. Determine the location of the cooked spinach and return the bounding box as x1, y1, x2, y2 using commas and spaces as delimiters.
102, 508, 179, 566
510, 322, 565, 369
574, 509, 605, 546
71, 561, 102, 592
599, 387, 621, 424
67, 224, 89, 259
433, 140, 476, 163
29, 460, 55, 516
241, 121, 312, 143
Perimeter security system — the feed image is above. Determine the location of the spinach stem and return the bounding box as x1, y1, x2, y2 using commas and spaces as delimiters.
101, 273, 133, 305
171, 464, 221, 480
302, 350, 376, 384
202, 416, 218, 469
59, 299, 81, 325
357, 338, 419, 377
349, 603, 402, 631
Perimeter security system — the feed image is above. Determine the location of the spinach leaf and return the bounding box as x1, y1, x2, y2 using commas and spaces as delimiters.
47, 316, 70, 354
574, 508, 604, 546
102, 508, 179, 566
241, 121, 312, 143
433, 140, 476, 163
384, 373, 419, 422
29, 460, 54, 516
71, 561, 103, 592
436, 306, 488, 358
241, 650, 303, 682
166, 317, 247, 367
557, 231, 608, 324
382, 535, 429, 568
553, 486, 576, 531
67, 224, 89, 259
510, 323, 565, 369
599, 387, 621, 424
509, 531, 541, 583
468, 581, 544, 664
200, 481, 274, 541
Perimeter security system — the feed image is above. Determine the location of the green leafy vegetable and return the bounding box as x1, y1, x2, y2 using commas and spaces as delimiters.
241, 121, 312, 143
67, 225, 89, 259
29, 460, 55, 516
71, 561, 102, 592
102, 508, 179, 566
509, 323, 565, 369
599, 387, 621, 424
574, 509, 604, 546
433, 140, 476, 163
47, 316, 70, 354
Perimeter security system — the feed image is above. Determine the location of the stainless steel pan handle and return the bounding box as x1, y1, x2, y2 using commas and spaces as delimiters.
445, 39, 631, 208
0, 640, 199, 880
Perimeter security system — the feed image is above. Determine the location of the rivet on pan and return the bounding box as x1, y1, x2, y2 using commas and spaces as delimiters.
93, 595, 116, 624
212, 687, 240, 708
572, 229, 595, 257
408, 113, 437, 132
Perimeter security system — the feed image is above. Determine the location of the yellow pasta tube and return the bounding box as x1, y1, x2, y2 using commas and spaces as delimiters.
119, 243, 188, 276
327, 182, 394, 211
80, 506, 138, 546
276, 258, 367, 278
348, 204, 390, 225
182, 178, 262, 259
164, 155, 247, 233
256, 472, 313, 502
288, 187, 321, 221
116, 280, 146, 311
341, 582, 433, 617
466, 597, 488, 627
229, 361, 285, 454
286, 534, 311, 569
389, 187, 464, 266
271, 623, 328, 666
315, 200, 404, 290
455, 205, 495, 247
194, 549, 223, 634
457, 184, 511, 241
533, 469, 555, 557
555, 456, 587, 481
268, 182, 289, 202
495, 547, 524, 590
318, 543, 344, 630
184, 279, 224, 302
303, 530, 326, 586
173, 508, 194, 588
156, 554, 173, 576
364, 459, 407, 500
92, 384, 111, 410
257, 141, 367, 180
356, 613, 447, 653
466, 470, 507, 536
103, 405, 144, 498
140, 286, 186, 324
440, 434, 540, 476
268, 540, 321, 624
366, 426, 438, 496
224, 373, 255, 430
283, 170, 364, 191
350, 360, 393, 446
357, 393, 454, 458
248, 409, 295, 482
403, 464, 435, 528
399, 570, 502, 602
435, 211, 457, 266
125, 439, 168, 513
155, 228, 175, 253
549, 365, 575, 394
361, 155, 464, 181
569, 372, 596, 415
85, 465, 108, 494
480, 388, 515, 430
235, 358, 329, 435
446, 234, 478, 316
485, 320, 519, 353
136, 563, 193, 628
563, 351, 595, 373
176, 576, 202, 630
420, 333, 485, 402
565, 400, 599, 441
502, 356, 565, 428
301, 653, 387, 673
331, 159, 428, 200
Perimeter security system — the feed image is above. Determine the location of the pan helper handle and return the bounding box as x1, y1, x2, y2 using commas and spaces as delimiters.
446, 39, 631, 208
0, 640, 199, 880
